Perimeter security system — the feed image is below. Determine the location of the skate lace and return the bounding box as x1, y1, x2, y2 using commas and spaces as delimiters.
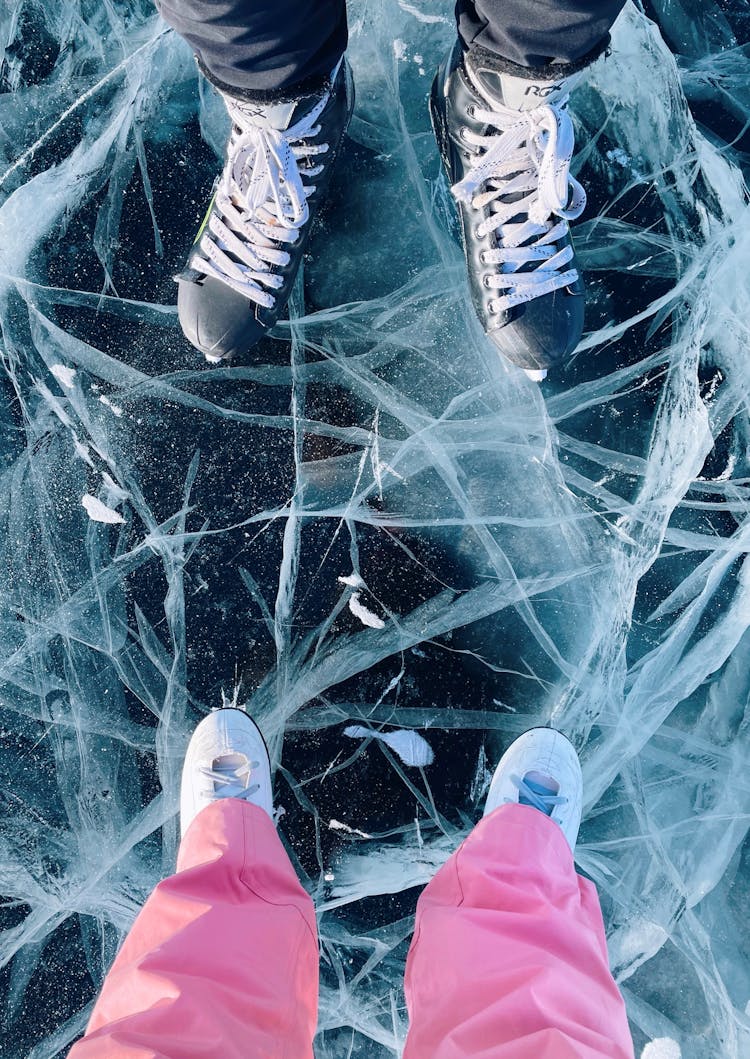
193, 86, 333, 308
200, 757, 261, 802
506, 773, 567, 816
452, 98, 586, 313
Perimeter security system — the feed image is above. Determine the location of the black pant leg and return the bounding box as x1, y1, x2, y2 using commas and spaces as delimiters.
155, 0, 348, 100
456, 0, 627, 75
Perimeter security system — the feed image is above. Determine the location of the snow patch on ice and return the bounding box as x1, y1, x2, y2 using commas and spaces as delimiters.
81, 495, 125, 525
606, 146, 643, 179
50, 364, 76, 389
348, 592, 385, 629
344, 725, 434, 767
329, 819, 372, 839
99, 395, 123, 417
338, 572, 365, 589
607, 147, 631, 167
641, 1040, 681, 1059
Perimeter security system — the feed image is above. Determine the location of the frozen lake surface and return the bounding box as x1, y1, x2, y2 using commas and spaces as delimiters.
1, 1, 749, 1056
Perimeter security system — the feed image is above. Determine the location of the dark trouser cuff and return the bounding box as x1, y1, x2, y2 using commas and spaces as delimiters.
196, 56, 339, 104
464, 35, 610, 81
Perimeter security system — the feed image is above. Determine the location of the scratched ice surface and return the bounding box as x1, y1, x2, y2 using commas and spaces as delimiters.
0, 0, 749, 1055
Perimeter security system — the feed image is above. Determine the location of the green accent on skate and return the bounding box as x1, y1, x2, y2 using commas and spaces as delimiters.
194, 191, 217, 244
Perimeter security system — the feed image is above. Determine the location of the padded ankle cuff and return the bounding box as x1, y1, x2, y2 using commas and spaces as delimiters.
464, 36, 610, 82
197, 56, 337, 104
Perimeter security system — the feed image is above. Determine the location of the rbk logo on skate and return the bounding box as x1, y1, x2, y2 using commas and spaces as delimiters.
525, 82, 564, 98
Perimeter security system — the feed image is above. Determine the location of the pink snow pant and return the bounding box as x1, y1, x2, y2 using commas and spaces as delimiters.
69, 801, 634, 1059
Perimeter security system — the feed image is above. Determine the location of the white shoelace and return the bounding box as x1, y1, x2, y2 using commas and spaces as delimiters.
192, 90, 332, 307
200, 757, 260, 801
452, 97, 586, 314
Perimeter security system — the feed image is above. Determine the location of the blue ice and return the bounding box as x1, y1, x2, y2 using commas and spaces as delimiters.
0, 1, 749, 1056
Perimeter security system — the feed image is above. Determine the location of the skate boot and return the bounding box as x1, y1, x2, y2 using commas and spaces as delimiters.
177, 60, 354, 362
180, 707, 273, 835
431, 43, 587, 380
484, 727, 583, 851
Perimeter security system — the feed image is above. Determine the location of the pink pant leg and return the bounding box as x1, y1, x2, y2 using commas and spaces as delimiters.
69, 800, 318, 1059
403, 804, 634, 1059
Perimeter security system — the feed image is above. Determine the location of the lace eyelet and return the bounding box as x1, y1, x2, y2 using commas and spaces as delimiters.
467, 105, 476, 118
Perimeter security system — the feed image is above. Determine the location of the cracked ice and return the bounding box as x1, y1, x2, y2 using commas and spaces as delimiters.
0, 2, 749, 1057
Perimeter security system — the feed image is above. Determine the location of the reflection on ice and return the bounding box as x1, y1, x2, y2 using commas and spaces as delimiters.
0, 1, 749, 1056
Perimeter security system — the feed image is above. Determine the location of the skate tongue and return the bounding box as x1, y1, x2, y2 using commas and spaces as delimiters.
518, 771, 560, 816
227, 57, 342, 131
209, 752, 251, 797
229, 93, 320, 132
466, 57, 573, 112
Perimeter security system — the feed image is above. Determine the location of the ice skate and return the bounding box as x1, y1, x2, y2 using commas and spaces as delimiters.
484, 727, 583, 850
431, 43, 587, 380
177, 59, 354, 362
180, 707, 273, 835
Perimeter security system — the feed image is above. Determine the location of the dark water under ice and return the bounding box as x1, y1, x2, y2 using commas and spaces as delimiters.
1, 2, 750, 1056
